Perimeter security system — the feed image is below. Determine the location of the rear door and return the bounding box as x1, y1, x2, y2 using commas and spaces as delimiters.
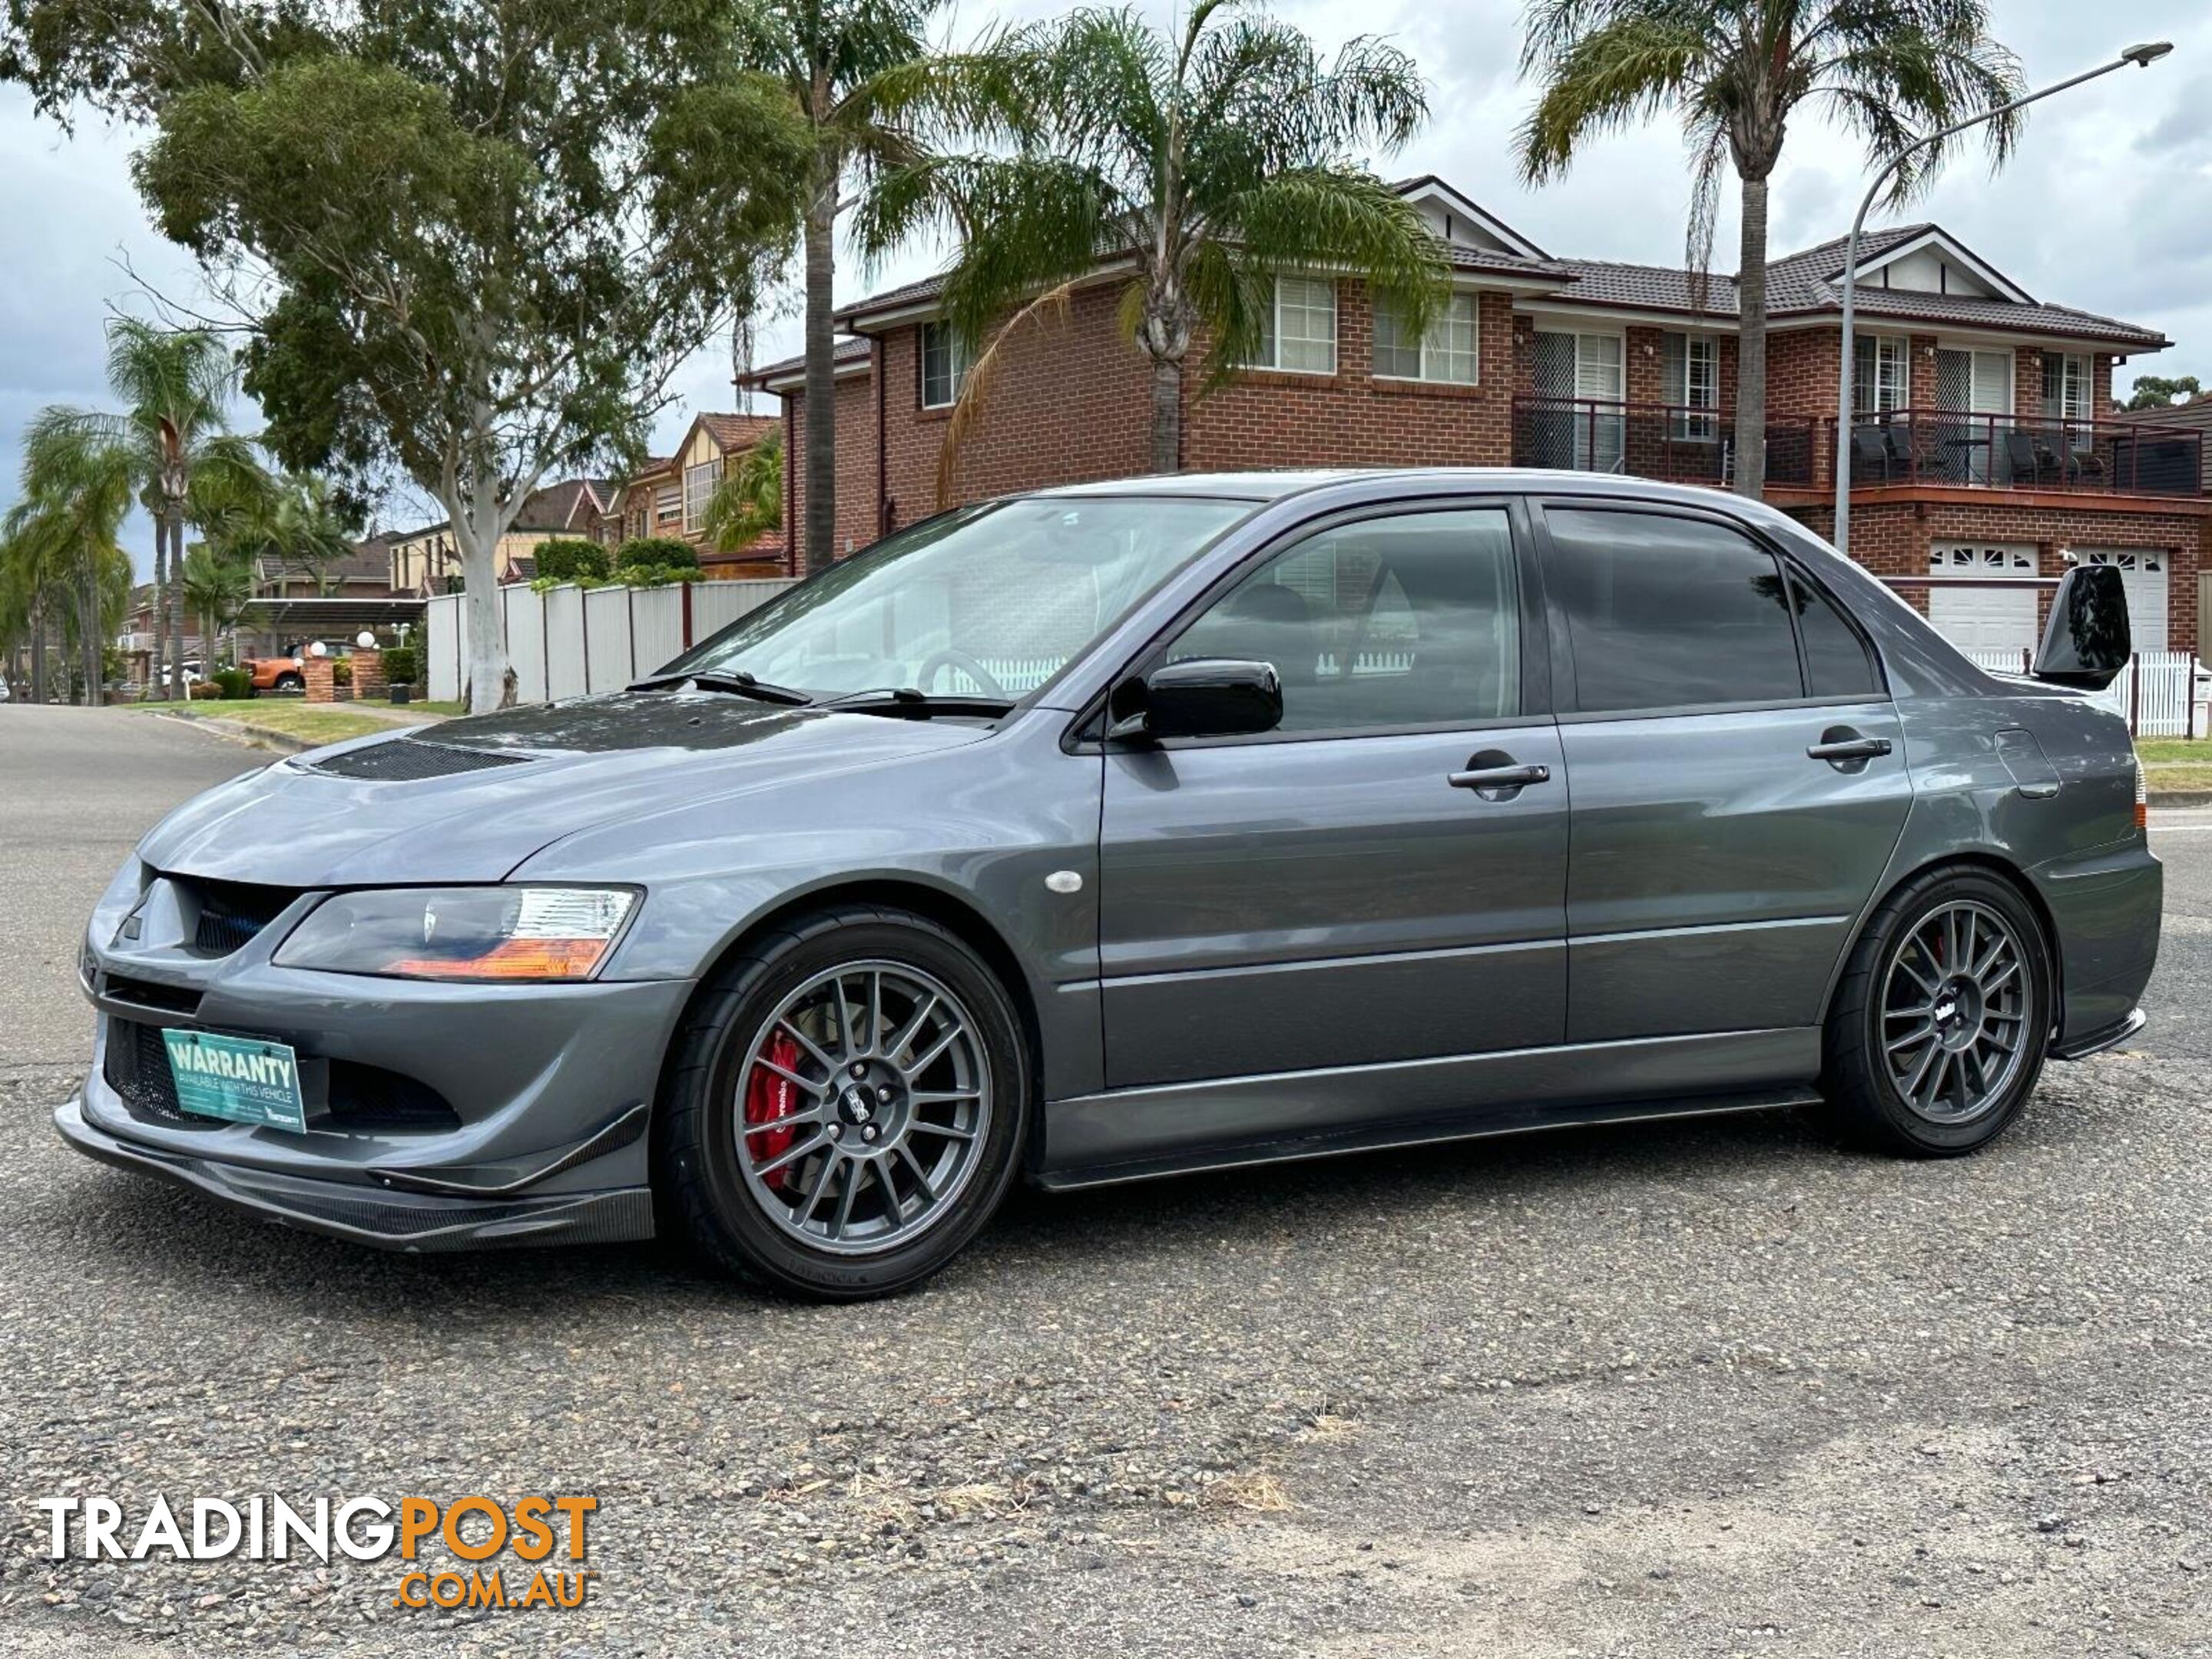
1097, 501, 1566, 1090
1535, 502, 1912, 1045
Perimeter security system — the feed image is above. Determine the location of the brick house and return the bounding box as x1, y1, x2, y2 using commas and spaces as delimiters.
386, 478, 621, 596
598, 412, 783, 577
749, 176, 2209, 657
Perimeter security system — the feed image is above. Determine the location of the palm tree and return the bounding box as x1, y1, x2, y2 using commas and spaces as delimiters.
210, 473, 354, 594
1517, 0, 2024, 496
28, 320, 268, 697
865, 1, 1448, 488
703, 426, 784, 554
3, 443, 134, 705
730, 0, 998, 575
179, 545, 257, 667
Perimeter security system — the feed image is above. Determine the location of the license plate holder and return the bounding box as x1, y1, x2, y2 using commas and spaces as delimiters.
161, 1029, 307, 1134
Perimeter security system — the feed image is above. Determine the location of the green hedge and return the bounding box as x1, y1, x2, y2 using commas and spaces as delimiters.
380, 646, 419, 687
533, 538, 611, 583
213, 667, 252, 700
614, 536, 699, 572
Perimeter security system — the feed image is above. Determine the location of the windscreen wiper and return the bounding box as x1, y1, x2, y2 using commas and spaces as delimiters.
627, 670, 813, 706
820, 686, 1015, 718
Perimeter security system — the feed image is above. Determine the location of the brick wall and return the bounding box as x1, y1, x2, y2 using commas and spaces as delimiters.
786, 369, 879, 566
1783, 498, 2200, 653
1184, 285, 1517, 471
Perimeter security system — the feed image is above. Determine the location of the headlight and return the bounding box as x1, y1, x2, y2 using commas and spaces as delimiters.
273, 886, 638, 982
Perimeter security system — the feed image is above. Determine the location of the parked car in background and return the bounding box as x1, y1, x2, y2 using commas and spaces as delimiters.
61, 472, 2159, 1300
241, 651, 306, 695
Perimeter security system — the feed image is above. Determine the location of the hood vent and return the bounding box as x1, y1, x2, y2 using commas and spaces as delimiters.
308, 740, 533, 782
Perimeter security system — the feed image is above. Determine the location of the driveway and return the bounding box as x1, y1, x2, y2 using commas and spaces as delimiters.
2, 704, 2207, 1657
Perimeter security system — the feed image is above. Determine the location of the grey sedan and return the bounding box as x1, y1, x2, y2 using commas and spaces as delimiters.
60, 472, 2161, 1298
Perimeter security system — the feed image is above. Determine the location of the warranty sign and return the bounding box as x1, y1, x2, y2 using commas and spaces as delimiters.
161, 1030, 307, 1133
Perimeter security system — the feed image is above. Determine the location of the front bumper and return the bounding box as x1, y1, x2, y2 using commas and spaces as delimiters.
55, 1094, 654, 1251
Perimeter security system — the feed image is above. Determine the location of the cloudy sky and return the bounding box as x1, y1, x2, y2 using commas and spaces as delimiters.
5, 0, 2209, 578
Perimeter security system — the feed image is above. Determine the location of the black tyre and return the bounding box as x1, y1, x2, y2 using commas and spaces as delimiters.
653, 904, 1029, 1300
1820, 866, 2053, 1156
274, 673, 304, 694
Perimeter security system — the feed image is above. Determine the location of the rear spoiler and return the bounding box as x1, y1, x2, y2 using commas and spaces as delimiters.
2030, 565, 2131, 692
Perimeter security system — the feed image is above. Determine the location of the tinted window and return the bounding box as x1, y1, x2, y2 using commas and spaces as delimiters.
1545, 509, 1801, 713
1171, 508, 1520, 733
1789, 569, 1882, 697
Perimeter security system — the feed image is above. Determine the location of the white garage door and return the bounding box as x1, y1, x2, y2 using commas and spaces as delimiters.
1928, 543, 2038, 653
2078, 548, 2168, 652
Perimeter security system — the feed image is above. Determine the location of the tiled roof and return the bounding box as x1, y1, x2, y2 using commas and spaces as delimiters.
697, 412, 780, 450
746, 336, 874, 386
1539, 224, 2165, 348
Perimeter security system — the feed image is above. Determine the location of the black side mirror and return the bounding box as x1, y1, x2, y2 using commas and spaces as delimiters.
2032, 564, 2131, 690
1108, 658, 1283, 741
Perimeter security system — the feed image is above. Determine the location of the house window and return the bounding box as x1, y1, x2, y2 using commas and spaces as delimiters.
2041, 352, 2091, 424
1664, 333, 1720, 440
1257, 276, 1337, 374
683, 461, 718, 534
654, 484, 680, 529
1853, 335, 1909, 414
920, 321, 970, 409
1373, 291, 1478, 384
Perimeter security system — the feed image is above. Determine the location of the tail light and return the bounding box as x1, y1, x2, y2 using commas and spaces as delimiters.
744, 1030, 804, 1190
2134, 758, 2149, 833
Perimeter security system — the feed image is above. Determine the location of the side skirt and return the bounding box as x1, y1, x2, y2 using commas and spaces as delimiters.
1038, 1026, 1822, 1188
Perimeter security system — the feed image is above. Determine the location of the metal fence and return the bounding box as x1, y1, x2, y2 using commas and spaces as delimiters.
426, 578, 796, 706
1964, 647, 2202, 737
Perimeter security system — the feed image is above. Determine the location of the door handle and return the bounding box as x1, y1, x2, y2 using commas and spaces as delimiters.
1449, 762, 1551, 793
1806, 733, 1892, 763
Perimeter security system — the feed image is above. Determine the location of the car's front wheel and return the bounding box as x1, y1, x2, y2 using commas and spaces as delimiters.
654, 904, 1028, 1300
1821, 866, 2053, 1156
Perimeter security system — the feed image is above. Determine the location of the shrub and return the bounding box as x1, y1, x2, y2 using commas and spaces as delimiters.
615, 536, 698, 573
332, 658, 353, 687
381, 646, 419, 687
214, 667, 252, 700
189, 680, 222, 700
533, 538, 611, 584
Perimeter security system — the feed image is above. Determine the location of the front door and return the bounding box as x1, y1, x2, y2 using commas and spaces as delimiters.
1098, 503, 1566, 1092
1536, 503, 1913, 1045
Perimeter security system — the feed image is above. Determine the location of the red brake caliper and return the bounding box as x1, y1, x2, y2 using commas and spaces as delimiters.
746, 1031, 804, 1190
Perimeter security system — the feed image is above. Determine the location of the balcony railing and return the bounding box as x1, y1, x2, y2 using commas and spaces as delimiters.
1511, 396, 2206, 499
1512, 395, 1735, 486
1810, 409, 2204, 497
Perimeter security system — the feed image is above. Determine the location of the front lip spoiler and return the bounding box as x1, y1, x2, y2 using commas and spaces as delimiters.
2051, 1007, 2147, 1062
54, 1095, 654, 1253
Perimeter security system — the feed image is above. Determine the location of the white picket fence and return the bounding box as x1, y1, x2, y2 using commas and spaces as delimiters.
426, 579, 797, 707
1965, 647, 2204, 737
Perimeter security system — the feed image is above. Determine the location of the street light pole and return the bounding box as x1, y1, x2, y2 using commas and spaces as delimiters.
1830, 41, 2174, 557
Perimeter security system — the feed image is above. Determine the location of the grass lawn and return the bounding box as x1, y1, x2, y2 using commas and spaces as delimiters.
132, 700, 399, 747
2147, 765, 2212, 793
2137, 737, 2212, 764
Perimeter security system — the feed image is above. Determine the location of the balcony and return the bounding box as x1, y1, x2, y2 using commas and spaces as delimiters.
1511, 395, 2206, 501
1812, 409, 2204, 498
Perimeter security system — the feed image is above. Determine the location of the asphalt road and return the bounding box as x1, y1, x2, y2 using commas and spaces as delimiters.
2, 704, 2207, 1657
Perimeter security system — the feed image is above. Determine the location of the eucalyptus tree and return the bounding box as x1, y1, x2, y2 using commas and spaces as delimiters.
4, 1, 809, 712
1517, 0, 2024, 495
863, 0, 1448, 488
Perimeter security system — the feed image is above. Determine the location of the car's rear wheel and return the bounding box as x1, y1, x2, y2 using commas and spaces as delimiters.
1820, 866, 2052, 1155
654, 904, 1028, 1300
273, 673, 303, 694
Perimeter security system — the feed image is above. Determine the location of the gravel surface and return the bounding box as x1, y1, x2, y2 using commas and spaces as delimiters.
3, 706, 2207, 1657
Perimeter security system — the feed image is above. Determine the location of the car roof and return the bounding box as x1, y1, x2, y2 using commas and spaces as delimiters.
1019, 467, 1806, 528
